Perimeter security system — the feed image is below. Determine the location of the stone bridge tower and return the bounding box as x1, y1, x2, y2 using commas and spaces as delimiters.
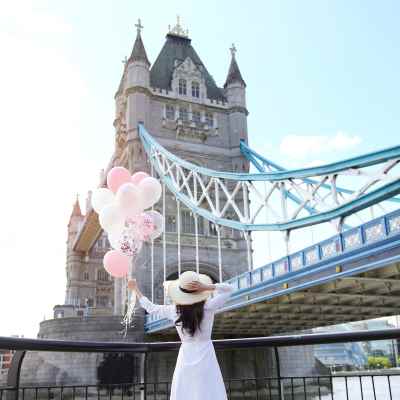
111, 18, 250, 311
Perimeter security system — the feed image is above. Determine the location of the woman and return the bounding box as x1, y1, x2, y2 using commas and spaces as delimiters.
128, 270, 234, 400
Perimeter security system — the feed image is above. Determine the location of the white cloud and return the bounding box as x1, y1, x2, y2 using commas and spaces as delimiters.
0, 24, 107, 337
279, 131, 362, 160
0, 1, 72, 35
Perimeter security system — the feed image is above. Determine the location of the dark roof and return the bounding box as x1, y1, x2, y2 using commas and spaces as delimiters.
128, 31, 150, 66
224, 56, 246, 88
150, 34, 226, 101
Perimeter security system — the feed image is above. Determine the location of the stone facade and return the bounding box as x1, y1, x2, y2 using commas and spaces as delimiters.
112, 21, 250, 309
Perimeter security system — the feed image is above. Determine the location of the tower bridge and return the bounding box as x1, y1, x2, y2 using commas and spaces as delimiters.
19, 17, 400, 389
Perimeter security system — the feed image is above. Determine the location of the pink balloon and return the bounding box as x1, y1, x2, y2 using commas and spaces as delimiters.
107, 167, 131, 193
131, 171, 149, 185
103, 250, 130, 278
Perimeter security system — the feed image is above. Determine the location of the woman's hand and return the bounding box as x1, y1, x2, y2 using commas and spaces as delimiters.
185, 281, 215, 293
128, 279, 138, 292
127, 279, 143, 298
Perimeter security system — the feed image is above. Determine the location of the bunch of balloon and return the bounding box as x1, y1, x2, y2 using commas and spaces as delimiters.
91, 167, 164, 279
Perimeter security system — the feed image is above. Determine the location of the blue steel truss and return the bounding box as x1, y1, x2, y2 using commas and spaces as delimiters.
139, 123, 400, 232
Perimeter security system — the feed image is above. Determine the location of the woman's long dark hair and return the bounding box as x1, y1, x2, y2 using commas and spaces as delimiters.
175, 301, 206, 336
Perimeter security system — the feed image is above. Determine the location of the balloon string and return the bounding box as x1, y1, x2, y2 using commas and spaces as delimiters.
121, 256, 137, 337
121, 289, 137, 337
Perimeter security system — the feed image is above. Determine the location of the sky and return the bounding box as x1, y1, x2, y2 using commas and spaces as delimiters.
0, 0, 400, 337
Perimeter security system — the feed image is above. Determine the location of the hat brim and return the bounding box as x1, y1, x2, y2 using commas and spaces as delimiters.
165, 273, 213, 305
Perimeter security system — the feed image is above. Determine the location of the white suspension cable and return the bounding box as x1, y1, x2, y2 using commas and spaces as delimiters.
244, 231, 253, 271
217, 225, 223, 282
162, 181, 167, 304
150, 162, 155, 302
194, 214, 199, 274
263, 181, 272, 263
177, 199, 181, 276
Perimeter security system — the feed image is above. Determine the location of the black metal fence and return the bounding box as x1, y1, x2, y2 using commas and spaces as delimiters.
1, 328, 400, 400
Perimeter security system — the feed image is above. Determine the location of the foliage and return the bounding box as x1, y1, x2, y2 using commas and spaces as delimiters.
367, 356, 392, 369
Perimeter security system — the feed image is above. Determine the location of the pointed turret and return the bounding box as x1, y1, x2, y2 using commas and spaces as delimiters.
71, 195, 82, 218
224, 44, 246, 88
126, 18, 150, 90
68, 195, 83, 229
128, 19, 150, 66
224, 44, 248, 148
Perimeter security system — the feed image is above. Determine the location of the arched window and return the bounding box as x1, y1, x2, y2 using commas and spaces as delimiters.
205, 113, 214, 127
166, 104, 175, 120
178, 79, 187, 95
192, 111, 201, 125
191, 81, 200, 98
179, 107, 188, 121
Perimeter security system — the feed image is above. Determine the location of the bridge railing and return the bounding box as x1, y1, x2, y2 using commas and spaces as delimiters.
1, 329, 400, 400
227, 208, 400, 291
145, 208, 400, 331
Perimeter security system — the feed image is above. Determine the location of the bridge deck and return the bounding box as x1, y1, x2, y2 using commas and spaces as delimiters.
145, 209, 400, 336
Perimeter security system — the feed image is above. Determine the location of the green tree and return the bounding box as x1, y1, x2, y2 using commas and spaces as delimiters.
368, 356, 392, 369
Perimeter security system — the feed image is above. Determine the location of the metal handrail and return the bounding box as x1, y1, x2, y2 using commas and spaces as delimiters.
1, 328, 400, 353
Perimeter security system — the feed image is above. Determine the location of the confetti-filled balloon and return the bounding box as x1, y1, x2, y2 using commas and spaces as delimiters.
116, 222, 143, 257
138, 213, 156, 241
145, 210, 164, 241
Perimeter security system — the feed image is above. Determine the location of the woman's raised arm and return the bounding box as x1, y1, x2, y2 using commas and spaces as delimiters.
128, 279, 177, 321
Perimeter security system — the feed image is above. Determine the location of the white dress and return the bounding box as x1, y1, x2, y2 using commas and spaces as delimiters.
139, 283, 234, 400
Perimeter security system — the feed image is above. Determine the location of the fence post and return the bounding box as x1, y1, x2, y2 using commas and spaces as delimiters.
6, 351, 26, 400
140, 352, 148, 400
273, 347, 284, 400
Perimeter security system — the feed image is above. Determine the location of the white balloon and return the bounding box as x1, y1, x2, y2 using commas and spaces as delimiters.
107, 225, 125, 249
146, 210, 164, 240
92, 188, 115, 214
139, 177, 162, 209
99, 203, 125, 233
116, 183, 145, 217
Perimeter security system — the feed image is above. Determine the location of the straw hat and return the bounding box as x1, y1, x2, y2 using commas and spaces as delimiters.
164, 270, 213, 305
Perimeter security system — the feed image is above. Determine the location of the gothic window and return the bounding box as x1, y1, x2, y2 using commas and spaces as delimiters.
97, 270, 109, 281
83, 271, 89, 281
96, 296, 109, 307
205, 113, 214, 127
166, 105, 175, 120
166, 215, 176, 232
191, 81, 200, 98
181, 210, 204, 235
179, 107, 188, 121
209, 222, 218, 236
192, 111, 201, 125
85, 298, 94, 307
178, 79, 187, 95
